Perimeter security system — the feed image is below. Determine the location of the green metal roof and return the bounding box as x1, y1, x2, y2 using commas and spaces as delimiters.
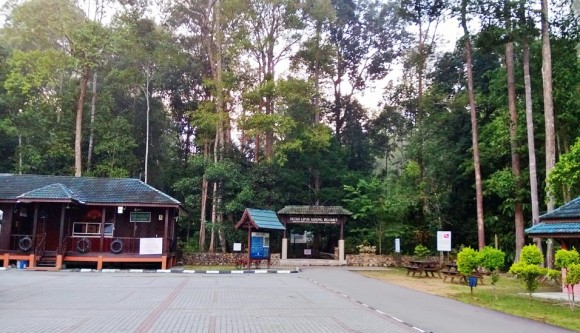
540, 197, 580, 221
0, 174, 180, 206
277, 205, 352, 216
236, 208, 285, 230
525, 223, 580, 235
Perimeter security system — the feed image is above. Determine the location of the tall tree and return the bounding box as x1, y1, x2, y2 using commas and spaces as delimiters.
502, 0, 525, 260
541, 0, 556, 267
459, 0, 485, 249
518, 0, 542, 250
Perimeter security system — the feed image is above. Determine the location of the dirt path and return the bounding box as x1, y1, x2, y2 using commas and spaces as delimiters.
356, 269, 466, 297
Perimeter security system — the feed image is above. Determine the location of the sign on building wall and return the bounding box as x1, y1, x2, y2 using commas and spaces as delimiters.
250, 232, 270, 259
437, 231, 452, 252
140, 237, 163, 255
131, 212, 151, 223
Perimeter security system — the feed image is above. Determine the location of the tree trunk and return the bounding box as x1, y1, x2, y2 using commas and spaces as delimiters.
461, 1, 485, 249
144, 70, 151, 184
209, 181, 217, 253
87, 71, 97, 171
541, 0, 555, 268
74, 65, 90, 177
522, 37, 542, 251
199, 142, 209, 251
467, 41, 485, 250
506, 41, 525, 260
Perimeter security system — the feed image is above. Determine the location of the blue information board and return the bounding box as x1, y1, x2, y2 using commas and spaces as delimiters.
250, 232, 270, 259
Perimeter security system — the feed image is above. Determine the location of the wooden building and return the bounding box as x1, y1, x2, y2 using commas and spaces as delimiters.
0, 174, 182, 270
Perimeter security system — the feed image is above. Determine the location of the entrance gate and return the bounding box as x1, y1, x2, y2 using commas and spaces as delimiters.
277, 206, 351, 265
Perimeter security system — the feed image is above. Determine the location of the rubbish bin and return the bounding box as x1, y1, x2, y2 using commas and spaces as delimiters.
17, 260, 28, 269
468, 276, 478, 287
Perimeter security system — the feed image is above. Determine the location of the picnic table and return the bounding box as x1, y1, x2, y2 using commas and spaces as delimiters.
404, 260, 441, 278
441, 263, 485, 284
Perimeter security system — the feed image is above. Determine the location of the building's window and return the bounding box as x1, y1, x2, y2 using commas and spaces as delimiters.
73, 222, 114, 237
0, 209, 3, 221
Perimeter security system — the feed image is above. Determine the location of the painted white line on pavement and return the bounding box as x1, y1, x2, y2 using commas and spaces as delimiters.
391, 316, 404, 322
412, 327, 426, 332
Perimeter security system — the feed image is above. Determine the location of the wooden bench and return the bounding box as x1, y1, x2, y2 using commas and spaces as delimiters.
423, 267, 441, 278
442, 271, 485, 284
441, 269, 459, 282
404, 265, 419, 276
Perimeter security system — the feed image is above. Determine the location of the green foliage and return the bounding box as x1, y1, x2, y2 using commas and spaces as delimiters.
478, 246, 505, 271
510, 246, 548, 297
414, 244, 430, 258
357, 243, 377, 254
546, 269, 562, 284
548, 138, 580, 204
555, 248, 580, 269
509, 262, 546, 296
565, 264, 580, 287
457, 247, 480, 276
519, 245, 543, 265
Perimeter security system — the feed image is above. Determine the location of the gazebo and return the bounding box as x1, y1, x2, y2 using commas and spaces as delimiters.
525, 197, 580, 249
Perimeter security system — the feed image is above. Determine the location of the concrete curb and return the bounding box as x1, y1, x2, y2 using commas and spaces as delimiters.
61, 268, 300, 274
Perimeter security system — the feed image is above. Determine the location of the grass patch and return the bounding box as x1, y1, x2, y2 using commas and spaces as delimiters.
358, 268, 580, 332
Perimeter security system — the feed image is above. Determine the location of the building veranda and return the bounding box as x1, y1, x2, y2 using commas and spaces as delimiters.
0, 174, 183, 270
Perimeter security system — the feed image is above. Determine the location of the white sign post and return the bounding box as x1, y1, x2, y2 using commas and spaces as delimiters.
437, 231, 452, 252
395, 238, 401, 253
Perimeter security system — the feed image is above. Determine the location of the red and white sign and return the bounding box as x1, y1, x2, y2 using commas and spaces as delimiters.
437, 231, 452, 251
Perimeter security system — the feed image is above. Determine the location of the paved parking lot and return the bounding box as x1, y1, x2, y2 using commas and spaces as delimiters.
0, 270, 415, 333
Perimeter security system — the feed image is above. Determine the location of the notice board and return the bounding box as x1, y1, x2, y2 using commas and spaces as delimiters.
250, 232, 270, 259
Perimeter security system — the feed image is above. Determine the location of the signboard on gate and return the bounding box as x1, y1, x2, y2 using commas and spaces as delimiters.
437, 231, 452, 251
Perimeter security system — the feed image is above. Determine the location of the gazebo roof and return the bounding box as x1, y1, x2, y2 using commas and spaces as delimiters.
539, 197, 580, 221
277, 205, 352, 216
235, 208, 285, 231
525, 222, 580, 237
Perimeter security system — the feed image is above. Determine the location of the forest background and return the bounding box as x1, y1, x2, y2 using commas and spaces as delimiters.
0, 0, 578, 265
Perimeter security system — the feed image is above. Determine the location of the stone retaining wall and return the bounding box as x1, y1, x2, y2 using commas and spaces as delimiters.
182, 252, 281, 266
182, 252, 440, 267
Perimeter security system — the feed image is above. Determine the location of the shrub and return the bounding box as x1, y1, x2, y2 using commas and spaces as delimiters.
510, 246, 546, 299
564, 263, 580, 310
357, 244, 377, 254
478, 247, 505, 272
478, 247, 505, 297
414, 244, 430, 259
457, 247, 480, 276
555, 248, 580, 269
520, 244, 543, 265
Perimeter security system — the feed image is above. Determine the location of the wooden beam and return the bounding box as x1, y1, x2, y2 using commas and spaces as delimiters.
164, 208, 169, 253
32, 204, 39, 250
58, 204, 66, 254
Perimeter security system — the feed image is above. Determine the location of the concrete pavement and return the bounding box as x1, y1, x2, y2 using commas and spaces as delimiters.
0, 267, 575, 333
0, 269, 414, 333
